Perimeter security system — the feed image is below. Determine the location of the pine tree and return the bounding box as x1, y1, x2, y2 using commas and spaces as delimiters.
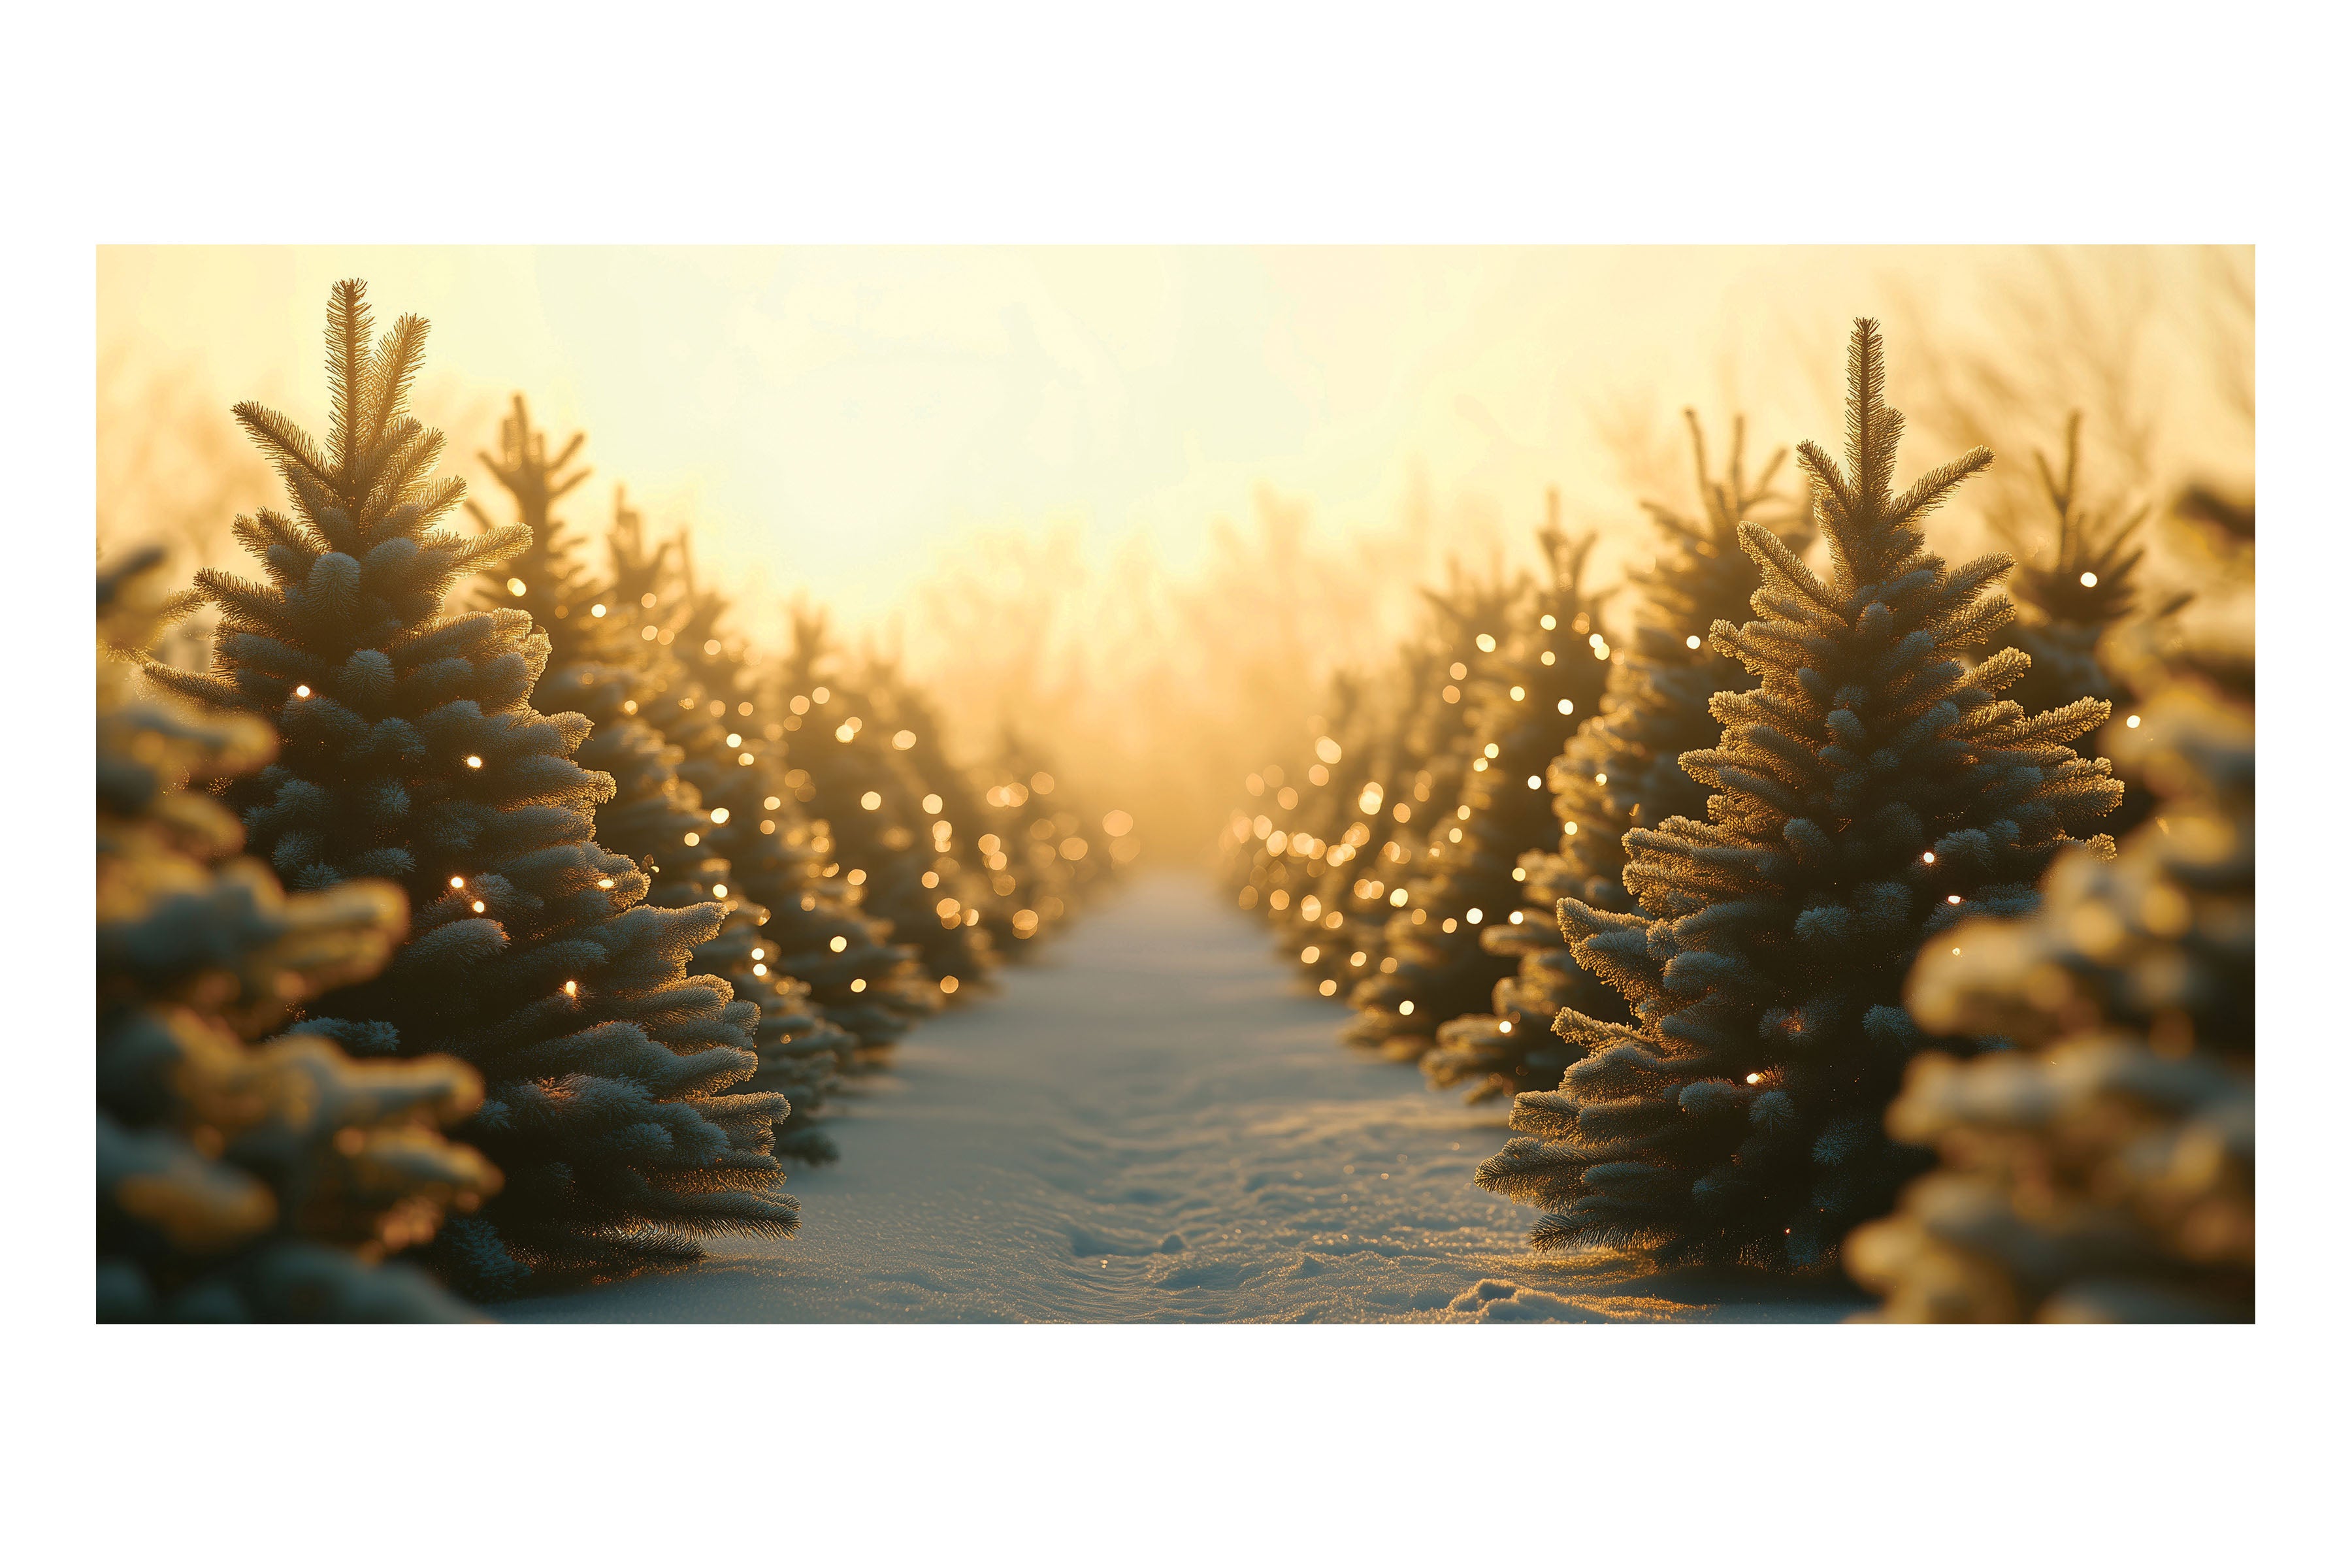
975, 727, 1108, 946
1476, 319, 2122, 1271
1348, 519, 1607, 1060
1981, 412, 2175, 838
468, 400, 849, 1163
1846, 502, 2253, 1322
100, 549, 500, 1321
1430, 416, 1803, 1101
1303, 644, 1453, 991
1225, 741, 1320, 919
1389, 565, 1529, 849
1245, 573, 1520, 966
861, 659, 1029, 969
147, 281, 797, 1296
1262, 674, 1380, 993
774, 610, 996, 996
616, 509, 934, 1064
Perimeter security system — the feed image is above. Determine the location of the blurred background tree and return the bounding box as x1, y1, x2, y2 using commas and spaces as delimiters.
1348, 518, 1604, 1062
1849, 492, 2253, 1322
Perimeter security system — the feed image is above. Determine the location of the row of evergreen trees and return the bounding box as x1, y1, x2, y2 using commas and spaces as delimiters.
99, 280, 1126, 1318
1222, 319, 2252, 1319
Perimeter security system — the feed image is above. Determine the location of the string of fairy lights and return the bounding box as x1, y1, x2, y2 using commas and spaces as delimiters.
496, 560, 1141, 1013
1220, 592, 1647, 1008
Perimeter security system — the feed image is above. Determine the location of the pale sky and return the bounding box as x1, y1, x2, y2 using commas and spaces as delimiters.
99, 246, 2247, 632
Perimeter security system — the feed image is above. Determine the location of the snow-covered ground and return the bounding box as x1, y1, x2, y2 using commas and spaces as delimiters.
502, 872, 1866, 1323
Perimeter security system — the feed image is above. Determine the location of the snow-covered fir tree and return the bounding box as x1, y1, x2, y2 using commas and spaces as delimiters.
469, 400, 850, 1162
1306, 644, 1455, 991
1429, 417, 1803, 1101
975, 727, 1113, 947
101, 548, 500, 1321
615, 509, 934, 1066
1980, 412, 2178, 839
1226, 740, 1322, 920
1982, 412, 2153, 719
1347, 519, 1606, 1061
774, 609, 996, 996
1262, 675, 1382, 993
1476, 319, 2121, 1271
148, 282, 798, 1296
860, 657, 1032, 972
1847, 500, 2252, 1322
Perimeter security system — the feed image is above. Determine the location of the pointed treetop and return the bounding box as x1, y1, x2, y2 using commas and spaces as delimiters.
1795, 318, 1994, 594
230, 278, 476, 557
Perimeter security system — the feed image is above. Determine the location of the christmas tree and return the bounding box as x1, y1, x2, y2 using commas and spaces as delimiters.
773, 609, 996, 996
1847, 498, 2253, 1322
1476, 319, 2122, 1271
1347, 519, 1605, 1060
1302, 643, 1458, 994
1225, 740, 1320, 919
976, 726, 1120, 946
146, 281, 798, 1296
1236, 572, 1520, 962
468, 400, 851, 1162
100, 549, 499, 1321
616, 507, 934, 1065
1262, 674, 1380, 993
860, 657, 1024, 967
1984, 414, 2151, 717
1389, 564, 1530, 843
1980, 412, 2178, 839
1430, 417, 1803, 1100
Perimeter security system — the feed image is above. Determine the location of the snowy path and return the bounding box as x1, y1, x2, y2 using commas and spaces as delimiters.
501, 872, 1865, 1323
